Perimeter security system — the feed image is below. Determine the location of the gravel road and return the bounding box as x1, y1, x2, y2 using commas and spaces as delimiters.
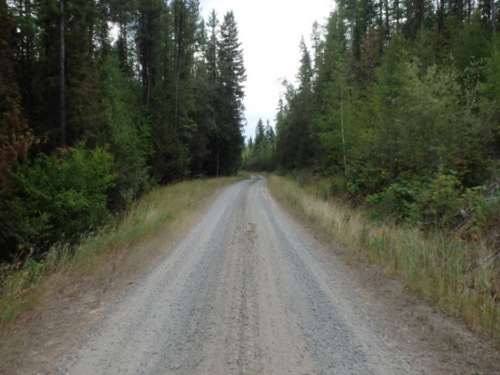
53, 176, 449, 374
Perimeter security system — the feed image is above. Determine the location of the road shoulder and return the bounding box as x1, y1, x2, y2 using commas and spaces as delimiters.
268, 181, 500, 375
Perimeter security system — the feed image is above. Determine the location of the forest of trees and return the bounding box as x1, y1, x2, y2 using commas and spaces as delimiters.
242, 118, 276, 171
271, 0, 500, 237
3, 0, 500, 262
0, 0, 246, 260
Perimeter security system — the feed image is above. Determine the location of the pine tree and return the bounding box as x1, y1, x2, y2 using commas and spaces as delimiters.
1, 0, 37, 259
255, 118, 265, 147
213, 10, 246, 175
137, 0, 164, 107
0, 0, 35, 185
218, 11, 246, 120
173, 0, 199, 137
312, 9, 355, 175
264, 120, 276, 144
298, 37, 313, 90
275, 39, 317, 170
206, 10, 219, 83
26, 0, 60, 149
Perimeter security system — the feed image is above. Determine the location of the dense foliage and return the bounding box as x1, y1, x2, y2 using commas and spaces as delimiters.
275, 0, 500, 240
0, 0, 246, 260
242, 119, 276, 171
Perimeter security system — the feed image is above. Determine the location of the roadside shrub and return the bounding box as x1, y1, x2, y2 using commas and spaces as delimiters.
294, 169, 313, 187
330, 174, 348, 197
364, 170, 465, 228
366, 173, 419, 222
461, 181, 500, 238
347, 164, 391, 197
412, 171, 463, 228
2, 144, 115, 258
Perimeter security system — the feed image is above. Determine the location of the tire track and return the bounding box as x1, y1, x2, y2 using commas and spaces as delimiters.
53, 176, 439, 374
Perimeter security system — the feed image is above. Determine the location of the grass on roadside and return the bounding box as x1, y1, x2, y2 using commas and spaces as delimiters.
268, 174, 500, 347
0, 175, 243, 329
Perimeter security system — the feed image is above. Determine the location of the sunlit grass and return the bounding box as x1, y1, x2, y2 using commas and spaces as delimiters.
268, 175, 500, 346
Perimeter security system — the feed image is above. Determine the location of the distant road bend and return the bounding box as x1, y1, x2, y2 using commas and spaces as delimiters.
55, 176, 446, 374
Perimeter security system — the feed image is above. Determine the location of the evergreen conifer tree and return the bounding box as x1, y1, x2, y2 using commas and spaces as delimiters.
213, 11, 246, 175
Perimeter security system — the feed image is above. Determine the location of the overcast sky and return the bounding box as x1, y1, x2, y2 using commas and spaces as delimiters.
199, 0, 334, 141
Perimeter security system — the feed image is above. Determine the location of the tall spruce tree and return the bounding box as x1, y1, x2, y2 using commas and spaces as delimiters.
212, 10, 246, 176
172, 0, 199, 139
276, 40, 315, 170
255, 118, 265, 147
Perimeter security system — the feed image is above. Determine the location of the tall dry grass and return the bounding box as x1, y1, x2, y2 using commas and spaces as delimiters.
268, 175, 499, 346
0, 176, 243, 328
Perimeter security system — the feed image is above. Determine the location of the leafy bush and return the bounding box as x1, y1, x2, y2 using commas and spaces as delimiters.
461, 181, 500, 237
347, 164, 391, 197
412, 171, 463, 228
329, 174, 348, 197
366, 173, 419, 222
364, 170, 466, 228
2, 144, 115, 257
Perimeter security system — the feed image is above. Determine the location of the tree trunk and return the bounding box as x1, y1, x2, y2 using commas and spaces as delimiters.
395, 0, 400, 31
340, 87, 347, 175
59, 0, 66, 146
417, 0, 425, 31
350, 5, 356, 65
216, 147, 220, 177
492, 0, 496, 31
384, 0, 390, 38
174, 2, 184, 132
437, 0, 445, 33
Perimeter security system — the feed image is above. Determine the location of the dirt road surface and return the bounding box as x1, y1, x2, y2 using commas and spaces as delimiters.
51, 176, 497, 374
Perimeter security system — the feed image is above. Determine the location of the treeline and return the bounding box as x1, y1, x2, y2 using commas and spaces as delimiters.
0, 0, 246, 260
275, 0, 500, 238
241, 118, 277, 171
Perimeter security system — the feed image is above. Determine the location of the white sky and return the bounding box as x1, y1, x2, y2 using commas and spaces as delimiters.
199, 0, 334, 140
